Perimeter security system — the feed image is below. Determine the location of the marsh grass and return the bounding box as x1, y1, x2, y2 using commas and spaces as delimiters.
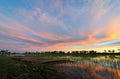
57, 63, 120, 79
0, 55, 120, 79
0, 56, 67, 79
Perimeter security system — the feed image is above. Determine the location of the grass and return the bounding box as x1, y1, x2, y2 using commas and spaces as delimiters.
57, 63, 120, 79
25, 53, 120, 59
0, 55, 68, 79
0, 54, 120, 79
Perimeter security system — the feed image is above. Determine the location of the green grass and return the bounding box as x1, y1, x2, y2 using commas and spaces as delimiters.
0, 55, 66, 79
0, 54, 120, 79
25, 53, 68, 58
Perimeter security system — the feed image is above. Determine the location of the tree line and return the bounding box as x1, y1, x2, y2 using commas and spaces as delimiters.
0, 49, 120, 56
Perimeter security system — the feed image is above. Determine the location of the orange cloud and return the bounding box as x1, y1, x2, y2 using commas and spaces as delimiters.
83, 17, 120, 45
45, 17, 120, 51
105, 18, 120, 40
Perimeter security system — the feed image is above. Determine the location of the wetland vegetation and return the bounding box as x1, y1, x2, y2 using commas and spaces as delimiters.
0, 50, 120, 79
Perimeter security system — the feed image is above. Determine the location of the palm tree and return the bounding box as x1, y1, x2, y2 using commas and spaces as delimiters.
108, 50, 111, 53
112, 50, 115, 53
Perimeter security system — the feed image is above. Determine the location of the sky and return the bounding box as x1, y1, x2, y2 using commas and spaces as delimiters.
0, 0, 120, 52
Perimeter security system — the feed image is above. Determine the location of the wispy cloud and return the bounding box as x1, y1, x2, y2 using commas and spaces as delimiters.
0, 0, 120, 52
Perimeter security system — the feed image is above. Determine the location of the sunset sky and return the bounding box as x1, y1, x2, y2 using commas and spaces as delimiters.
0, 0, 120, 52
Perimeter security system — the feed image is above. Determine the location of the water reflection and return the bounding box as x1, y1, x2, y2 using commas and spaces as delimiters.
57, 56, 120, 79
61, 56, 120, 69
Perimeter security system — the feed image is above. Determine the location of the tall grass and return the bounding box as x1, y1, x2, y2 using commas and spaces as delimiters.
0, 56, 64, 79
0, 55, 120, 79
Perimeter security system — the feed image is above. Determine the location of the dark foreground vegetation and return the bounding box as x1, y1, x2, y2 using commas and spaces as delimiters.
0, 56, 70, 79
0, 49, 120, 79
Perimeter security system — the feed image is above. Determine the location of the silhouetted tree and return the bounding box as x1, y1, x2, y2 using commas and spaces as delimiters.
89, 50, 96, 54
80, 50, 88, 54
0, 50, 9, 55
108, 50, 111, 53
67, 51, 70, 54
111, 50, 115, 53
59, 51, 65, 54
118, 49, 120, 53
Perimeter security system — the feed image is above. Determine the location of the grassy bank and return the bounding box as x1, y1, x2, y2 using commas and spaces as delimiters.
0, 54, 120, 79
0, 56, 68, 79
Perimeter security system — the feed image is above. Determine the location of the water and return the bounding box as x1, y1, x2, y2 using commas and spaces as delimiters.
60, 56, 120, 69
57, 56, 120, 79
